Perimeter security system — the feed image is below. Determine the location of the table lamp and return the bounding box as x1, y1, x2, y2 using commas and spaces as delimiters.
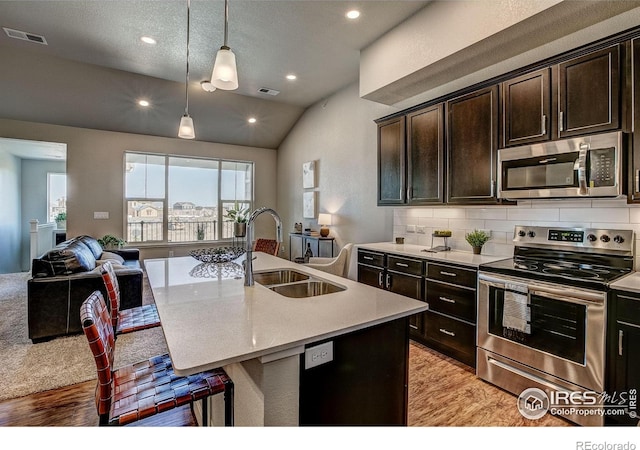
317, 213, 332, 237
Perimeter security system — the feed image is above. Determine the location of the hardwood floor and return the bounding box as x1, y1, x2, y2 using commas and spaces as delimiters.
0, 340, 571, 427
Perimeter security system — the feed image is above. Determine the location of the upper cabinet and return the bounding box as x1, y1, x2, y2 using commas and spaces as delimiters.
406, 104, 445, 204
446, 85, 499, 204
629, 38, 640, 202
377, 116, 406, 205
558, 45, 620, 138
502, 68, 551, 147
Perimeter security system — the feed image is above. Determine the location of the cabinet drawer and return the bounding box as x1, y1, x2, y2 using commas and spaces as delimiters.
358, 250, 384, 268
427, 263, 476, 289
616, 293, 640, 326
426, 280, 476, 323
387, 255, 424, 276
424, 311, 475, 360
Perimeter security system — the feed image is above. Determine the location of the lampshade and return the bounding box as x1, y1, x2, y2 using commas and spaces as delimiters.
318, 213, 332, 226
178, 114, 195, 139
211, 47, 238, 90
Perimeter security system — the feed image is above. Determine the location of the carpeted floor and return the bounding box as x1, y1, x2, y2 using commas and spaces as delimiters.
0, 271, 167, 401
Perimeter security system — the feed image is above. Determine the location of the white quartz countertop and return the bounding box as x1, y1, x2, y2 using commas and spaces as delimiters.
610, 272, 640, 294
144, 253, 428, 376
356, 242, 509, 268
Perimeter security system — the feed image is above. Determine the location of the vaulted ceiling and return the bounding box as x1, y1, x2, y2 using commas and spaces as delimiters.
0, 0, 430, 149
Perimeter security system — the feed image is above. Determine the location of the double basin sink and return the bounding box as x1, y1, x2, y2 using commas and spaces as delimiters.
253, 269, 346, 298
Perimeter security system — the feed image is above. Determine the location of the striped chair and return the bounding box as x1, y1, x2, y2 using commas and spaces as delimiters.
100, 261, 161, 335
80, 290, 234, 426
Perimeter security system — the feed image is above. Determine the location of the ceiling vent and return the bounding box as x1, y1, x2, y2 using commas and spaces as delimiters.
258, 87, 280, 96
3, 27, 48, 45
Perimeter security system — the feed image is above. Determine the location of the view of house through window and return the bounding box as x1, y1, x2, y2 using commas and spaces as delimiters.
47, 173, 66, 223
125, 152, 253, 243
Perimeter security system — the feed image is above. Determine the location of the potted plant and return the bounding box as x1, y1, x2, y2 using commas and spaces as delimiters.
98, 234, 126, 250
224, 203, 249, 238
54, 212, 67, 230
465, 229, 491, 255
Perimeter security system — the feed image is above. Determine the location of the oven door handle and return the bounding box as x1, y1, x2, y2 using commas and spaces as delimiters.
528, 284, 605, 306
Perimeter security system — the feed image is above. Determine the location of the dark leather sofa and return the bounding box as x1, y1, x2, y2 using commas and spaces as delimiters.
28, 235, 143, 343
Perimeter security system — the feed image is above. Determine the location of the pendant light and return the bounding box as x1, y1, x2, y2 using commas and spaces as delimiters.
210, 0, 238, 90
178, 0, 195, 139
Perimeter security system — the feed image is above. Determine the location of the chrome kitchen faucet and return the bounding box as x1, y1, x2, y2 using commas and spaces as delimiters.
244, 207, 283, 286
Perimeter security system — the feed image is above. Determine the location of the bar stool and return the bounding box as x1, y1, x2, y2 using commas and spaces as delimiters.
100, 261, 161, 335
80, 290, 234, 426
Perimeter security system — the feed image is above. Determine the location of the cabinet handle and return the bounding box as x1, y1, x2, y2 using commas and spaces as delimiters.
439, 328, 456, 337
363, 256, 374, 261
410, 324, 418, 330
559, 111, 564, 132
440, 271, 457, 277
635, 169, 639, 194
619, 329, 624, 356
378, 272, 383, 288
385, 273, 391, 290
541, 114, 547, 135
407, 187, 412, 201
439, 296, 456, 304
396, 262, 409, 268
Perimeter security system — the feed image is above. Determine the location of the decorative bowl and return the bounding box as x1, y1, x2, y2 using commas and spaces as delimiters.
189, 247, 246, 263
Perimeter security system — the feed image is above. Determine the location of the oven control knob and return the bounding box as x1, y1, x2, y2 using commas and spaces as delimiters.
587, 234, 597, 242
614, 235, 625, 244
518, 230, 526, 237
527, 231, 536, 238
600, 235, 611, 243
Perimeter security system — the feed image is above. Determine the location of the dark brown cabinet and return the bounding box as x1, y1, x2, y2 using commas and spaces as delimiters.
502, 68, 551, 147
357, 249, 424, 339
377, 116, 406, 205
607, 290, 640, 426
406, 103, 445, 204
629, 38, 640, 202
446, 85, 499, 204
558, 45, 620, 138
357, 249, 478, 367
423, 262, 478, 367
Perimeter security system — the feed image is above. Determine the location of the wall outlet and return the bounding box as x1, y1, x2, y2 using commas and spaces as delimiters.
93, 211, 109, 219
406, 224, 416, 233
305, 341, 334, 369
416, 225, 426, 234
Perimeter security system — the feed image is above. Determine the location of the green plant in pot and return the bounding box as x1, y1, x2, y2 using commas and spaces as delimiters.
465, 229, 491, 255
98, 234, 126, 250
54, 212, 67, 229
224, 203, 249, 238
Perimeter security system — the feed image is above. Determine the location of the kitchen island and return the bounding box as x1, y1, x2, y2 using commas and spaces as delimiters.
144, 252, 427, 426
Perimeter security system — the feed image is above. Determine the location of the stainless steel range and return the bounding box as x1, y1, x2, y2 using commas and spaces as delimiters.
477, 225, 634, 426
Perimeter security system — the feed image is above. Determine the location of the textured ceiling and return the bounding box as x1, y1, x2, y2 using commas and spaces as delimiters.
0, 0, 430, 150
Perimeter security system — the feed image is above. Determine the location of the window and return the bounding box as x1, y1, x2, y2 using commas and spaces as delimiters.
47, 173, 66, 222
125, 152, 253, 244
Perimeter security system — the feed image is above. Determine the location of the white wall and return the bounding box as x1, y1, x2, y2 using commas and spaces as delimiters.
276, 83, 399, 256
0, 151, 21, 273
394, 199, 640, 267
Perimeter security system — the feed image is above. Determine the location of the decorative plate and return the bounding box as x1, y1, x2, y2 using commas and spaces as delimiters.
189, 247, 246, 263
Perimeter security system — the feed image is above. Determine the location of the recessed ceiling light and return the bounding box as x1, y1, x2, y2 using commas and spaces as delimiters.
201, 81, 216, 92
248, 117, 257, 124
138, 99, 150, 107
346, 10, 360, 20
286, 74, 297, 80
140, 36, 156, 45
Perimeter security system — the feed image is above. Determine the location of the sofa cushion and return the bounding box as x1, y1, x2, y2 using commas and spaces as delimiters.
41, 240, 97, 276
99, 251, 125, 264
76, 235, 104, 259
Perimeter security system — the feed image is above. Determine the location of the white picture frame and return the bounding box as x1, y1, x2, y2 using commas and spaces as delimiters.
303, 191, 316, 219
302, 161, 316, 189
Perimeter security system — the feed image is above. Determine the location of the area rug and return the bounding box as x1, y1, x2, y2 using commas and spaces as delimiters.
0, 272, 167, 401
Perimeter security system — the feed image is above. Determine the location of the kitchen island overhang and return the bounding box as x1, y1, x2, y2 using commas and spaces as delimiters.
145, 253, 427, 426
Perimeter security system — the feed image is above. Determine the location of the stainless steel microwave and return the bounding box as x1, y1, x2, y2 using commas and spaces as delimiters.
497, 131, 624, 199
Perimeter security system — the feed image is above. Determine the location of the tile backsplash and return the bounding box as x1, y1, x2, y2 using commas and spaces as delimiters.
393, 198, 640, 266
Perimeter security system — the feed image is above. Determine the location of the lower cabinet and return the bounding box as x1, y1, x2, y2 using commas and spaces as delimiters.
606, 290, 640, 426
357, 249, 477, 368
